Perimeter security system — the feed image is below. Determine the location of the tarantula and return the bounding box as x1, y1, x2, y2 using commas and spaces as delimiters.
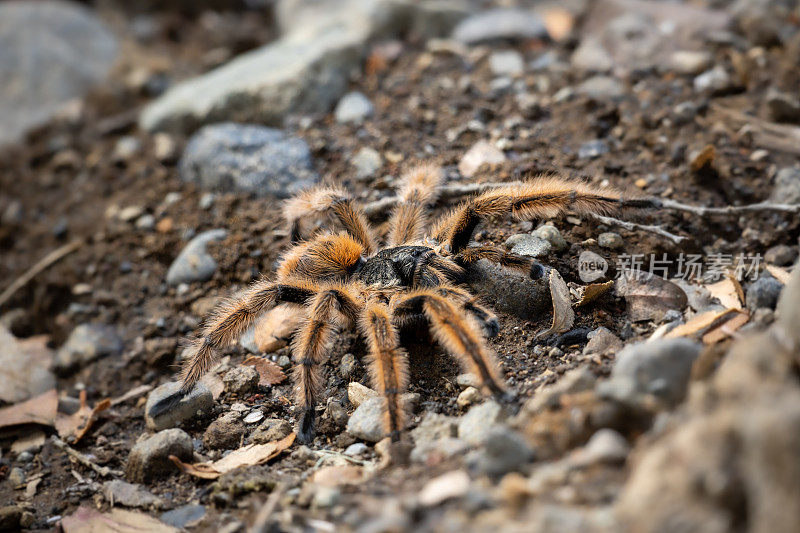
150, 165, 655, 444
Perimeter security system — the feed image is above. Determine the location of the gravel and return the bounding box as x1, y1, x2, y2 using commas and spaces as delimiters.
250, 418, 293, 444
470, 425, 533, 477
488, 50, 524, 76
222, 366, 260, 395
179, 123, 318, 198
165, 229, 227, 286
346, 396, 385, 442
102, 480, 164, 509
746, 276, 784, 310
532, 225, 567, 252
509, 235, 551, 258
334, 91, 374, 124
597, 232, 624, 250
351, 147, 382, 179
203, 412, 245, 450
53, 323, 123, 375
770, 167, 800, 204
125, 429, 194, 483
458, 401, 503, 446
452, 9, 547, 44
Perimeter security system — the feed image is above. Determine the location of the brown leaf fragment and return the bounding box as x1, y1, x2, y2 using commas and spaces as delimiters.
766, 265, 792, 285
702, 311, 750, 344
690, 144, 716, 172
665, 309, 738, 339
616, 272, 688, 322
171, 433, 295, 479
706, 276, 743, 309
55, 390, 110, 443
242, 356, 287, 386
576, 280, 614, 307
537, 270, 575, 339
0, 389, 57, 429
312, 465, 365, 487
62, 505, 177, 533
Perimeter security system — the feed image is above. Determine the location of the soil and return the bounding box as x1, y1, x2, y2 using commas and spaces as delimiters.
1, 1, 798, 532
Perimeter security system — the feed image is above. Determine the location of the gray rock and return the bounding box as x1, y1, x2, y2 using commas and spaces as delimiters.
222, 366, 260, 395
578, 139, 610, 159
339, 352, 359, 378
160, 504, 206, 530
577, 75, 625, 99
126, 429, 193, 483
334, 91, 374, 124
203, 412, 245, 450
522, 366, 596, 415
732, 0, 796, 46
465, 259, 551, 320
407, 0, 474, 39
140, 22, 367, 132
770, 167, 800, 204
346, 396, 385, 442
0, 1, 118, 146
532, 225, 567, 252
179, 123, 317, 198
598, 232, 624, 250
571, 429, 630, 466
765, 245, 797, 266
251, 418, 293, 444
693, 66, 734, 94
8, 467, 25, 486
458, 401, 502, 446
746, 276, 783, 311
54, 323, 123, 375
457, 387, 481, 408
145, 381, 213, 431
344, 442, 368, 456
668, 50, 712, 75
488, 50, 524, 76
571, 38, 614, 72
351, 146, 382, 179
456, 373, 481, 389
471, 425, 533, 476
510, 235, 551, 258
583, 327, 623, 355
102, 480, 163, 509
166, 229, 227, 286
452, 9, 547, 44
410, 412, 468, 463
597, 338, 701, 408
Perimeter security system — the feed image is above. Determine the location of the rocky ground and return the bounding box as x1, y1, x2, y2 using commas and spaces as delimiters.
1, 0, 800, 531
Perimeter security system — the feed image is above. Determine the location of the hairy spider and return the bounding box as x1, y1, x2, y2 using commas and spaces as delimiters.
150, 165, 656, 444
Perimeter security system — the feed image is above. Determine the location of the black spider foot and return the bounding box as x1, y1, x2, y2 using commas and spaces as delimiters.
483, 317, 500, 338
529, 262, 545, 280
297, 407, 316, 444
148, 387, 190, 419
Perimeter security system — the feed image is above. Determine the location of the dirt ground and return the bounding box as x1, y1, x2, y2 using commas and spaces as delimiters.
1, 1, 799, 532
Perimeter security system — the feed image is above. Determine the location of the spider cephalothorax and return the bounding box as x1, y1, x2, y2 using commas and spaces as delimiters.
150, 165, 656, 443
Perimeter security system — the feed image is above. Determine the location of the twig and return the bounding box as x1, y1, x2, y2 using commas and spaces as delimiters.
660, 198, 800, 216
249, 482, 286, 533
590, 213, 688, 245
0, 239, 82, 309
51, 436, 122, 478
362, 181, 515, 216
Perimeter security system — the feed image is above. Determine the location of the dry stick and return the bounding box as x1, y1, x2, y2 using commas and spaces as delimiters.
51, 436, 122, 478
0, 239, 82, 309
590, 213, 688, 245
659, 198, 800, 216
249, 482, 286, 533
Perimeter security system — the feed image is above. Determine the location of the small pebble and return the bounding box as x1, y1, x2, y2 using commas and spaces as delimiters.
335, 91, 374, 124
532, 225, 567, 252
598, 232, 624, 250
244, 411, 264, 424
457, 387, 481, 408
344, 442, 368, 457
223, 366, 260, 395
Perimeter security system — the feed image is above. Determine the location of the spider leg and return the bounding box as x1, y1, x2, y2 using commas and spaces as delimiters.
283, 186, 377, 253
387, 165, 443, 246
452, 245, 546, 280
432, 286, 500, 337
293, 284, 362, 444
431, 176, 658, 253
393, 289, 506, 398
149, 278, 317, 418
358, 301, 409, 442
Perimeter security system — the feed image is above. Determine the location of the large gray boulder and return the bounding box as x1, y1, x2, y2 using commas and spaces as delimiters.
0, 1, 117, 146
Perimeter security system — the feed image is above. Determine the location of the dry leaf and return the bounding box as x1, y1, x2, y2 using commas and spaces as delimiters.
616, 272, 688, 322
541, 8, 574, 41
766, 265, 792, 285
0, 389, 57, 429
0, 326, 55, 404
537, 270, 575, 338
55, 390, 110, 443
665, 309, 737, 339
419, 470, 470, 507
62, 505, 177, 533
11, 429, 46, 454
312, 465, 364, 487
576, 280, 614, 306
111, 384, 153, 407
702, 311, 750, 344
242, 356, 287, 386
706, 276, 743, 309
171, 433, 295, 479
690, 144, 716, 172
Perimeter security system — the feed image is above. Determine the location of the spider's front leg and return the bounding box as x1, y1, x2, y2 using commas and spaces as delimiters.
293, 284, 361, 444
148, 278, 317, 418
452, 245, 546, 280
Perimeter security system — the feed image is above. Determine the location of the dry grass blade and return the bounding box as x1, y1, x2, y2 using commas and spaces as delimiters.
665, 309, 739, 339
703, 311, 750, 344
0, 239, 82, 310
